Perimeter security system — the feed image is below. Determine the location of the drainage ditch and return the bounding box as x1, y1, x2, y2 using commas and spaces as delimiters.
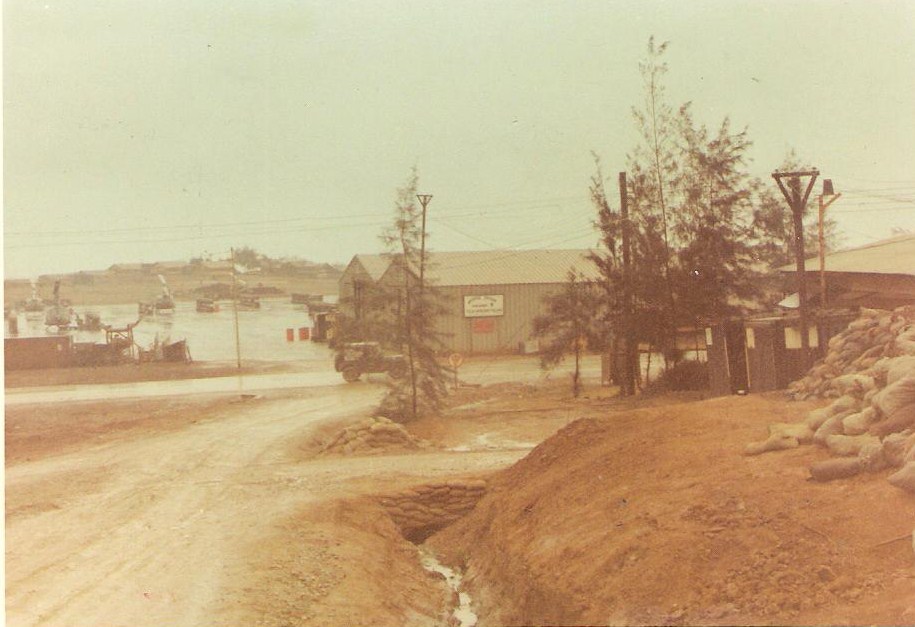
376, 478, 487, 626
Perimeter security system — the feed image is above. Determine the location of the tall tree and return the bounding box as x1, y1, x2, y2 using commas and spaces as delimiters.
627, 37, 682, 364
377, 169, 448, 421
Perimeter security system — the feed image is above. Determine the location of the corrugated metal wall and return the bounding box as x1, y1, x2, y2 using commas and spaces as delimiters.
434, 283, 561, 354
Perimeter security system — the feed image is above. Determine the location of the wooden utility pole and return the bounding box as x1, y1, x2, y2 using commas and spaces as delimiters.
619, 172, 635, 397
772, 169, 818, 370
817, 180, 842, 307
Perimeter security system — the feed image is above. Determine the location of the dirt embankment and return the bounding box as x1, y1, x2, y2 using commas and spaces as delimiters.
429, 394, 915, 626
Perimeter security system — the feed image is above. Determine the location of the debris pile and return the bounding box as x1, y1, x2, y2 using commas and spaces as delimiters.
378, 479, 488, 542
321, 416, 431, 456
747, 307, 915, 492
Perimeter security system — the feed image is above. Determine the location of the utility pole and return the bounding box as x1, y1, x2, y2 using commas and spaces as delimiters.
417, 194, 433, 295
230, 247, 242, 370
817, 179, 841, 307
619, 172, 635, 397
772, 169, 818, 370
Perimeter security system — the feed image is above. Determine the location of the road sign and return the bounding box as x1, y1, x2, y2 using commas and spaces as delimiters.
448, 353, 464, 368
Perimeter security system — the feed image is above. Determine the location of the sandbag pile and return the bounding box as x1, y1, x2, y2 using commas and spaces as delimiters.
378, 479, 488, 542
787, 307, 915, 401
321, 416, 431, 456
746, 307, 915, 494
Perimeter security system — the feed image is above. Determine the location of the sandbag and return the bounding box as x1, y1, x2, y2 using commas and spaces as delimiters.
831, 394, 861, 415
881, 432, 912, 468
805, 406, 833, 431
873, 376, 915, 418
871, 403, 915, 438
810, 458, 863, 482
744, 436, 799, 456
833, 373, 876, 397
826, 434, 880, 457
768, 422, 814, 444
842, 407, 879, 436
814, 415, 845, 446
887, 462, 915, 493
887, 356, 915, 386
857, 441, 887, 471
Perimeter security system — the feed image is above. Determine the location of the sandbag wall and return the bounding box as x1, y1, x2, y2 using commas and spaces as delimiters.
746, 306, 915, 493
377, 480, 488, 543
321, 417, 431, 455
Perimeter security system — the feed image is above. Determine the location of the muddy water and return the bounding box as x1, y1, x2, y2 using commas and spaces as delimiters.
419, 547, 478, 627
6, 299, 332, 363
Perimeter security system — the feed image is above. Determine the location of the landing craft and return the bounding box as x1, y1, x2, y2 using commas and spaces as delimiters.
44, 280, 75, 331
22, 279, 45, 316
155, 274, 176, 313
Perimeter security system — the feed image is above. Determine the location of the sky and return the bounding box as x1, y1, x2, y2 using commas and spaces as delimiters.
4, 0, 914, 279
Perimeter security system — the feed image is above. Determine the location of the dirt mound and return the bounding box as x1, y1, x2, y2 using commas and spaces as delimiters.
749, 307, 915, 491
428, 396, 915, 626
321, 416, 432, 456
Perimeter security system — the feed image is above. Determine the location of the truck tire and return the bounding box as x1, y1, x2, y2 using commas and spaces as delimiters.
342, 366, 361, 382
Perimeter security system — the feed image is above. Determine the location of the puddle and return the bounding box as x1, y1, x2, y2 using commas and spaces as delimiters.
448, 432, 536, 453
419, 547, 478, 627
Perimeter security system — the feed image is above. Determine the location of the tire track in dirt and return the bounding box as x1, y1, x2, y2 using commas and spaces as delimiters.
6, 387, 382, 627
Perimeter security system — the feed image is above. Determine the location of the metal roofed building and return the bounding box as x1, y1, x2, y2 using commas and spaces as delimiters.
340, 249, 600, 354
778, 233, 915, 309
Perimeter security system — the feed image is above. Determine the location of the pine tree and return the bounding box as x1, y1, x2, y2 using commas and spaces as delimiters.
377, 169, 449, 421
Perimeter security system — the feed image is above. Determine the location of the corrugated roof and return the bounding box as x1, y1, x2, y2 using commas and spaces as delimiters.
779, 233, 915, 276
353, 254, 391, 281
383, 249, 599, 287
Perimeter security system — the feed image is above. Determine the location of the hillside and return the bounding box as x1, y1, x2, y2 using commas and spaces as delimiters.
428, 394, 915, 626
4, 264, 341, 307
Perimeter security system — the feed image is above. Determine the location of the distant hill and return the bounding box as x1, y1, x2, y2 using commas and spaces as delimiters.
4, 258, 344, 307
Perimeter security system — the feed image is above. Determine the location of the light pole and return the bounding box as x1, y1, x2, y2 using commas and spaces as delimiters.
772, 169, 818, 369
817, 179, 842, 307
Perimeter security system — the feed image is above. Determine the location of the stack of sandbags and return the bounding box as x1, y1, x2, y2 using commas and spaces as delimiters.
321, 416, 432, 456
378, 479, 488, 542
746, 306, 915, 494
787, 307, 915, 401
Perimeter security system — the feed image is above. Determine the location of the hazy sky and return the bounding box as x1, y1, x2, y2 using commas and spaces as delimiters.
4, 0, 914, 278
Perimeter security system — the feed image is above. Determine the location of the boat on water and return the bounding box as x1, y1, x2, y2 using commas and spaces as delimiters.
196, 298, 219, 313
22, 280, 45, 314
237, 295, 261, 310
76, 311, 103, 331
44, 281, 76, 330
141, 274, 176, 315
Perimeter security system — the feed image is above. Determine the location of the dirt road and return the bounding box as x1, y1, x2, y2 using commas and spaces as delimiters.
5, 383, 534, 627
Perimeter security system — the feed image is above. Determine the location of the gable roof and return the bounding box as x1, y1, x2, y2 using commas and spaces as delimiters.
779, 233, 915, 276
382, 249, 599, 287
352, 254, 391, 281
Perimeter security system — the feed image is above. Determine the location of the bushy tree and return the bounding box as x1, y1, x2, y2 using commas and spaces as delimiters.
532, 271, 602, 397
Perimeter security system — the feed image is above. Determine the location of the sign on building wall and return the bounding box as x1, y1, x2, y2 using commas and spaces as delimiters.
463, 295, 504, 318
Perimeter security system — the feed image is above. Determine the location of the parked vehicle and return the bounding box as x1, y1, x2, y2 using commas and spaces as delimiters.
334, 342, 407, 382
196, 298, 219, 313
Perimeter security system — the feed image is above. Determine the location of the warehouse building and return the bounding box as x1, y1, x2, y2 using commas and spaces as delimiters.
778, 232, 915, 309
339, 249, 599, 354
707, 234, 915, 396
